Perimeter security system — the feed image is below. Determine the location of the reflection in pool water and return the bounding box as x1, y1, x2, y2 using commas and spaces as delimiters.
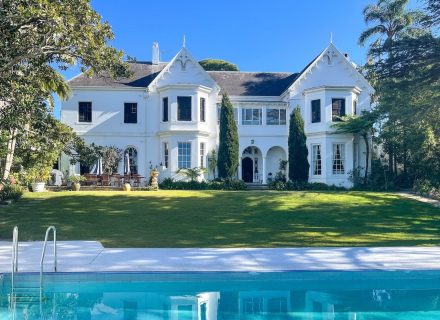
1, 271, 440, 319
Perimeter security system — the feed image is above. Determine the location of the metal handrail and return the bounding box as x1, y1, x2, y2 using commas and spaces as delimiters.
11, 226, 18, 306
40, 226, 57, 302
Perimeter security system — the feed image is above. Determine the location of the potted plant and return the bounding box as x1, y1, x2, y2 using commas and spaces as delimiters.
26, 167, 50, 192
67, 175, 86, 191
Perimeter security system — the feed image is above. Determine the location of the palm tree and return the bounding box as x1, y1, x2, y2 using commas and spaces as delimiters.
332, 111, 377, 185
177, 167, 207, 182
359, 0, 422, 47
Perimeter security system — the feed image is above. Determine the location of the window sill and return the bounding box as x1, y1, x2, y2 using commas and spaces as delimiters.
75, 122, 93, 125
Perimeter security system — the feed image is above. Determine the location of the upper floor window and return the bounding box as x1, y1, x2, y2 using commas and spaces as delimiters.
312, 144, 322, 175
78, 102, 92, 123
178, 142, 191, 169
177, 96, 192, 121
332, 143, 345, 174
200, 98, 206, 122
266, 109, 286, 125
162, 97, 169, 122
242, 108, 262, 125
217, 104, 238, 124
332, 98, 346, 121
124, 103, 137, 124
353, 100, 358, 116
311, 99, 321, 123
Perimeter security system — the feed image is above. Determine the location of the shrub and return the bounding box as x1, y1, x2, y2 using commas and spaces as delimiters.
268, 181, 346, 191
414, 179, 440, 200
0, 184, 24, 202
159, 178, 247, 191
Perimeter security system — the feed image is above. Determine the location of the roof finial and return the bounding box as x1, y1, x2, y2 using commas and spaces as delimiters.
330, 32, 333, 44
183, 35, 186, 48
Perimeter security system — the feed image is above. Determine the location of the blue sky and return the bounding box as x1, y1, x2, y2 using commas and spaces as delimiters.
53, 0, 413, 117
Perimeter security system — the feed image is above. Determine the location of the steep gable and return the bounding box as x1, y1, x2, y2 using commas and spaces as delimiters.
148, 47, 219, 92
284, 43, 375, 97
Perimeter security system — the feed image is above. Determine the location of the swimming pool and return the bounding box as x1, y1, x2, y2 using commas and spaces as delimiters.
2, 270, 440, 319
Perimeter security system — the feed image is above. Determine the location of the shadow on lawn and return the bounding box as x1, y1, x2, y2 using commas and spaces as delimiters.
0, 191, 439, 248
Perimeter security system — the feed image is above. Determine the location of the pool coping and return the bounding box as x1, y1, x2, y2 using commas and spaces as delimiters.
2, 241, 440, 273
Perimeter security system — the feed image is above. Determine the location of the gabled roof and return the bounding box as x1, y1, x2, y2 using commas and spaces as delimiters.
68, 62, 167, 88
207, 71, 298, 96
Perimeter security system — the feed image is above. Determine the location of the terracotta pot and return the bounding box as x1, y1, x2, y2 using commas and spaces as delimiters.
72, 182, 81, 191
122, 183, 131, 191
31, 182, 45, 192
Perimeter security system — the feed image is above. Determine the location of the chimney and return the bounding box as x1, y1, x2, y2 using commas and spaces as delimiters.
152, 42, 160, 65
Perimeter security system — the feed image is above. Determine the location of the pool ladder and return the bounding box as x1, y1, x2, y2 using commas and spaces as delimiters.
10, 226, 58, 306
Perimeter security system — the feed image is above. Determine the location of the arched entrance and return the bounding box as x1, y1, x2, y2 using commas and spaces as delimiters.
241, 157, 253, 183
241, 146, 262, 183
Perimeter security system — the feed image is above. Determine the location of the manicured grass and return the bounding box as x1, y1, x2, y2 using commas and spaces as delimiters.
0, 190, 439, 248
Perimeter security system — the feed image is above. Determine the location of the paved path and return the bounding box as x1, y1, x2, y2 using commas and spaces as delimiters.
1, 241, 440, 273
396, 191, 440, 207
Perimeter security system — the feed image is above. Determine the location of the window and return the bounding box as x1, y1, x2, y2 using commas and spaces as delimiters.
312, 145, 322, 175
200, 98, 206, 122
178, 142, 191, 169
200, 142, 205, 168
332, 143, 345, 174
162, 97, 168, 122
217, 104, 238, 124
124, 103, 137, 123
163, 142, 169, 169
311, 99, 321, 123
353, 99, 358, 115
266, 108, 286, 125
332, 98, 346, 121
78, 102, 92, 122
124, 147, 138, 174
177, 96, 192, 121
241, 108, 262, 125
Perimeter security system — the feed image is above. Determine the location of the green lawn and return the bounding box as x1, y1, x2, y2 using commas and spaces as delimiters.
0, 190, 439, 248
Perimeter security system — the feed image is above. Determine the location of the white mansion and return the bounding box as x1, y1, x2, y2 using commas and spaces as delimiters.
60, 42, 374, 187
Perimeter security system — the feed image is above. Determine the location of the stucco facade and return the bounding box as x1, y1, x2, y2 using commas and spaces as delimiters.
60, 42, 374, 187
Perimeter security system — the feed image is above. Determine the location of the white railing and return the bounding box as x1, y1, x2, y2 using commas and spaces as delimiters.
11, 226, 18, 306
40, 226, 57, 302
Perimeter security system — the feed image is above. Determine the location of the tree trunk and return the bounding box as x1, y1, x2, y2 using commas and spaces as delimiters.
1, 128, 18, 183
363, 133, 370, 185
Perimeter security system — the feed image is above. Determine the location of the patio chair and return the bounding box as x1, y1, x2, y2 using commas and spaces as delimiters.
101, 174, 110, 186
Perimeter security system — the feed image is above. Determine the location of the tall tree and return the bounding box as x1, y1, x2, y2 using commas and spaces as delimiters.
0, 0, 131, 184
332, 111, 377, 184
199, 59, 239, 71
288, 108, 309, 182
217, 94, 239, 179
359, 0, 424, 47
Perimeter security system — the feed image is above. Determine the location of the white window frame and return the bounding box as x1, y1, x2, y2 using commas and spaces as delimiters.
163, 142, 169, 169
266, 108, 286, 125
200, 142, 205, 168
332, 143, 345, 175
312, 144, 322, 176
241, 108, 262, 125
178, 142, 191, 169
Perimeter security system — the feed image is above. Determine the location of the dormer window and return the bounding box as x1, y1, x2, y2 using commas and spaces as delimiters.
177, 96, 192, 121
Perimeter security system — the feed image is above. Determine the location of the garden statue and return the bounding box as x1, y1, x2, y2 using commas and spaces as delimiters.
150, 169, 159, 190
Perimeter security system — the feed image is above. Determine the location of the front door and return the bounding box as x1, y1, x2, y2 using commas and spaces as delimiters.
242, 157, 253, 183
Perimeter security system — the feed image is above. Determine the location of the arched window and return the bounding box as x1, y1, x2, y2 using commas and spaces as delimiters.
124, 147, 138, 174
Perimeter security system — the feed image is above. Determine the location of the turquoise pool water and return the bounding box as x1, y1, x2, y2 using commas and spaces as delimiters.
2, 270, 440, 319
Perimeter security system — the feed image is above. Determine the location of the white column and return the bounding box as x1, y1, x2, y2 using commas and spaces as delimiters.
238, 157, 242, 180
262, 156, 266, 184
